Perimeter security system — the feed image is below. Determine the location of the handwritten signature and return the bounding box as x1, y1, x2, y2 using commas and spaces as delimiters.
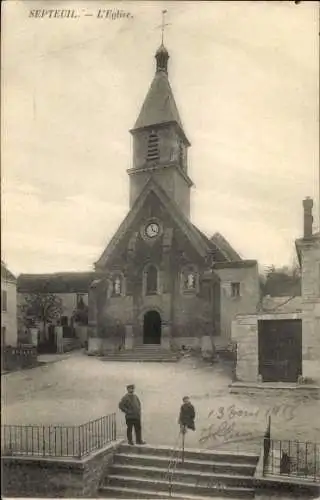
199, 420, 254, 446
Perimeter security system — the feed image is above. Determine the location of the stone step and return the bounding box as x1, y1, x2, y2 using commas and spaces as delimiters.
104, 353, 177, 357
133, 346, 167, 349
114, 452, 256, 475
108, 464, 254, 487
101, 357, 179, 362
99, 485, 246, 499
113, 351, 176, 356
104, 475, 255, 498
101, 354, 179, 362
119, 444, 259, 465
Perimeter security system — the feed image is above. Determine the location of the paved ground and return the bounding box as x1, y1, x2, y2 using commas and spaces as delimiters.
2, 352, 320, 453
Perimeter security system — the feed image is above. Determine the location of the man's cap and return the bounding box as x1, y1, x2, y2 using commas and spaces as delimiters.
183, 396, 189, 401
127, 384, 135, 389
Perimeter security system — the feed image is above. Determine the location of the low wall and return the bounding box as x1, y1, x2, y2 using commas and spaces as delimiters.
1, 439, 123, 498
2, 345, 38, 371
229, 382, 320, 400
254, 447, 320, 499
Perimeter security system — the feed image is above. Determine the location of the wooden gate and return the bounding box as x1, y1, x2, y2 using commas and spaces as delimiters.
258, 319, 302, 383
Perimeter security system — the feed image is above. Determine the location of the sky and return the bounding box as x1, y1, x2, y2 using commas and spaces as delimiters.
2, 0, 319, 276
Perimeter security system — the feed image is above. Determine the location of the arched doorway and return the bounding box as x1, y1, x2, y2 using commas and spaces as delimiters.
143, 310, 161, 344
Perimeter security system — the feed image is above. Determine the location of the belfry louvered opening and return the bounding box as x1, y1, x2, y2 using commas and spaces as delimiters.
147, 131, 160, 162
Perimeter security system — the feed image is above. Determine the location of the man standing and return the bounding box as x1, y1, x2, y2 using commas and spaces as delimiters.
119, 384, 145, 445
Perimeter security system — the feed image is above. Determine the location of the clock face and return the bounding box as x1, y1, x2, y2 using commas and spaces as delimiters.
145, 222, 160, 238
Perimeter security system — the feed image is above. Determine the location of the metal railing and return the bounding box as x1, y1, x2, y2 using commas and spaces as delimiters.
267, 439, 320, 482
262, 415, 319, 482
262, 415, 271, 473
1, 413, 116, 458
166, 428, 186, 497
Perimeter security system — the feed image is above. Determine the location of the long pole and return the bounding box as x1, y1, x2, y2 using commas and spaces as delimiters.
181, 427, 185, 464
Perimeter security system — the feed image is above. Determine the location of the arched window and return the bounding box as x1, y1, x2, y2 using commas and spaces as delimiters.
146, 265, 158, 295
147, 131, 160, 162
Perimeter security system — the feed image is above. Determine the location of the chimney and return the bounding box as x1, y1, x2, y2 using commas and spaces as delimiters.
303, 197, 313, 238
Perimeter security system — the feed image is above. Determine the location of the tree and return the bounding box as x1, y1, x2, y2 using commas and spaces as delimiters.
261, 264, 301, 297
20, 293, 63, 336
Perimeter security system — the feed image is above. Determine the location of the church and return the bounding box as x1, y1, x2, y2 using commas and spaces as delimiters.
88, 42, 259, 355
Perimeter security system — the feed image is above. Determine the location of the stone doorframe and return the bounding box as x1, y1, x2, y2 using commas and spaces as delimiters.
130, 306, 172, 349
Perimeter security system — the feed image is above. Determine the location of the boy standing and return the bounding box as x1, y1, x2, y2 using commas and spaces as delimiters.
178, 396, 196, 434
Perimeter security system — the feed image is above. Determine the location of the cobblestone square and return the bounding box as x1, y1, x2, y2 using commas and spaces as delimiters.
2, 352, 319, 453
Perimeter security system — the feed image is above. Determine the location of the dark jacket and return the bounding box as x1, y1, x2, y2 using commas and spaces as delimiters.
119, 393, 141, 419
179, 402, 196, 430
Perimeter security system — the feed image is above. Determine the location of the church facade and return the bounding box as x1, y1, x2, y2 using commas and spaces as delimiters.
88, 44, 259, 354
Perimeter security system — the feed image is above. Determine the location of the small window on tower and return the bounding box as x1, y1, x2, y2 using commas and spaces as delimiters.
147, 131, 160, 162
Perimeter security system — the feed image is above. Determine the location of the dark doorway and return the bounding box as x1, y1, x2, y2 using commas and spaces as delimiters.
258, 319, 302, 383
38, 325, 57, 354
143, 310, 161, 344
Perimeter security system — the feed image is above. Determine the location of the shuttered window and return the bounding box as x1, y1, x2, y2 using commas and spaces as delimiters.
147, 132, 160, 162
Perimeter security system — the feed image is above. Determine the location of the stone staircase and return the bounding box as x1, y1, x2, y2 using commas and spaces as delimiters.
101, 345, 180, 362
99, 444, 259, 499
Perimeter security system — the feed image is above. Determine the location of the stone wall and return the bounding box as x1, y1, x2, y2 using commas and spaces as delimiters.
90, 201, 218, 353
215, 262, 259, 346
300, 236, 320, 382
232, 314, 259, 382
261, 296, 302, 313
1, 440, 122, 498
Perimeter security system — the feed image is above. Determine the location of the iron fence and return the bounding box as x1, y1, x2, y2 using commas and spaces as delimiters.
266, 439, 320, 482
262, 415, 271, 473
1, 413, 116, 458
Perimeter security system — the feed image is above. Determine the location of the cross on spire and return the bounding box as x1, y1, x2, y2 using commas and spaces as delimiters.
156, 10, 171, 45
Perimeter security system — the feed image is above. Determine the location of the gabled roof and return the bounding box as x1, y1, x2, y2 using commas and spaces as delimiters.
191, 225, 228, 262
1, 261, 16, 282
210, 232, 241, 261
95, 178, 213, 269
17, 272, 101, 294
95, 178, 241, 269
132, 71, 190, 145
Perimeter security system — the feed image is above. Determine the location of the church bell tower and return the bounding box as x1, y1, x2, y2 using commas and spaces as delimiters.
127, 42, 193, 218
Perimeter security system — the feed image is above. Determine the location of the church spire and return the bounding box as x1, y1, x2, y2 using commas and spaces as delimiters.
128, 16, 193, 217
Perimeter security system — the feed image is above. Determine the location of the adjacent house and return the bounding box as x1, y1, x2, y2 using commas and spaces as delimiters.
232, 198, 320, 387
1, 261, 18, 347
295, 197, 320, 382
17, 272, 96, 351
